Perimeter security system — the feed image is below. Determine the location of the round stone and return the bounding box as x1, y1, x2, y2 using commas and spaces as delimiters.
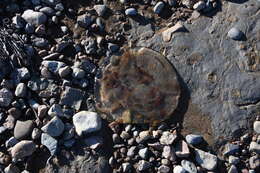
125, 8, 137, 16
227, 27, 243, 40
95, 47, 180, 124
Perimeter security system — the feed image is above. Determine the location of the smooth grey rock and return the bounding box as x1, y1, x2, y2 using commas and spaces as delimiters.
4, 164, 20, 173
223, 143, 239, 156
153, 2, 165, 14
138, 160, 151, 171
158, 165, 170, 173
11, 67, 30, 84
77, 14, 93, 28
194, 149, 217, 170
181, 160, 197, 173
42, 60, 66, 74
125, 8, 137, 16
122, 162, 131, 172
41, 133, 58, 155
173, 165, 186, 173
5, 137, 19, 148
138, 148, 149, 159
162, 146, 175, 161
193, 1, 206, 11
60, 86, 84, 110
22, 10, 47, 26
41, 116, 64, 137
185, 134, 203, 145
229, 155, 240, 165
72, 67, 85, 79
0, 88, 13, 107
38, 105, 48, 119
136, 131, 151, 143
227, 27, 243, 40
249, 141, 260, 154
11, 140, 36, 160
48, 104, 63, 117
15, 83, 27, 97
127, 146, 136, 157
58, 66, 71, 78
175, 140, 190, 158
253, 121, 260, 134
84, 136, 103, 149
94, 5, 106, 16
72, 111, 101, 136
14, 120, 34, 140
159, 131, 177, 145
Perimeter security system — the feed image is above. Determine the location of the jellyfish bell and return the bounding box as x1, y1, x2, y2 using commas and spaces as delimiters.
94, 47, 181, 125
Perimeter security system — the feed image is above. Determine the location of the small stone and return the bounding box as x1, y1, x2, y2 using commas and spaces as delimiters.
14, 120, 34, 140
48, 104, 63, 117
194, 149, 217, 170
253, 121, 260, 134
108, 43, 119, 52
38, 105, 48, 119
229, 155, 240, 165
12, 15, 25, 29
4, 164, 20, 173
58, 66, 71, 78
138, 160, 152, 171
22, 10, 47, 26
72, 67, 85, 79
173, 165, 186, 173
11, 140, 36, 160
185, 134, 204, 145
0, 152, 11, 165
5, 137, 19, 148
42, 61, 66, 74
77, 14, 93, 28
125, 8, 137, 16
181, 160, 197, 173
158, 165, 170, 173
120, 131, 131, 140
227, 28, 243, 40
127, 146, 136, 157
8, 108, 21, 120
94, 5, 107, 16
41, 116, 64, 137
175, 140, 190, 158
32, 128, 41, 140
72, 111, 102, 136
84, 136, 103, 149
161, 159, 170, 166
193, 1, 206, 11
138, 148, 149, 159
228, 165, 238, 173
249, 155, 260, 169
63, 139, 75, 148
223, 143, 239, 156
60, 86, 84, 110
122, 162, 131, 172
153, 2, 165, 14
0, 88, 13, 107
160, 131, 177, 145
162, 146, 175, 161
41, 133, 58, 155
4, 116, 16, 130
249, 141, 260, 154
136, 131, 151, 143
39, 7, 55, 16
162, 22, 186, 42
15, 83, 27, 98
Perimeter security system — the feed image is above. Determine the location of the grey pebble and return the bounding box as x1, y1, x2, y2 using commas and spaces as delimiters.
227, 27, 243, 40
41, 116, 64, 137
14, 120, 34, 140
22, 10, 47, 26
94, 5, 107, 16
153, 2, 165, 14
15, 83, 27, 98
125, 8, 137, 16
41, 133, 58, 155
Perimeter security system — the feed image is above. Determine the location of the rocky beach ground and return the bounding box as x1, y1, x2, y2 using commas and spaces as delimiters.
0, 0, 259, 172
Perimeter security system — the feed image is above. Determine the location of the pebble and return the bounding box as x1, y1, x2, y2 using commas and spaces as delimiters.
175, 140, 190, 158
193, 1, 206, 11
58, 66, 71, 78
77, 14, 93, 28
42, 60, 66, 74
227, 27, 243, 40
11, 140, 36, 160
39, 7, 55, 16
41, 133, 58, 155
12, 15, 25, 29
21, 10, 47, 26
162, 146, 175, 161
138, 148, 149, 159
194, 149, 217, 170
15, 83, 27, 97
229, 155, 240, 165
48, 104, 64, 117
4, 164, 20, 173
4, 115, 16, 130
72, 67, 85, 79
158, 165, 170, 173
38, 105, 48, 119
5, 137, 19, 148
181, 160, 197, 173
153, 2, 165, 14
72, 111, 102, 136
138, 160, 151, 171
249, 141, 260, 154
253, 121, 260, 134
228, 165, 238, 173
120, 131, 131, 140
127, 146, 136, 157
162, 22, 186, 42
249, 155, 260, 169
31, 128, 41, 140
125, 8, 137, 16
136, 130, 151, 143
173, 165, 186, 173
0, 88, 13, 107
159, 131, 177, 145
122, 162, 131, 172
94, 5, 107, 16
223, 143, 239, 156
41, 116, 64, 137
108, 43, 119, 52
14, 120, 34, 140
60, 86, 84, 110
185, 134, 203, 145
84, 136, 103, 149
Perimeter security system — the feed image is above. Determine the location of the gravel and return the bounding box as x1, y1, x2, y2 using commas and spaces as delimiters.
14, 120, 34, 140
21, 10, 47, 26
194, 149, 218, 170
11, 140, 36, 161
